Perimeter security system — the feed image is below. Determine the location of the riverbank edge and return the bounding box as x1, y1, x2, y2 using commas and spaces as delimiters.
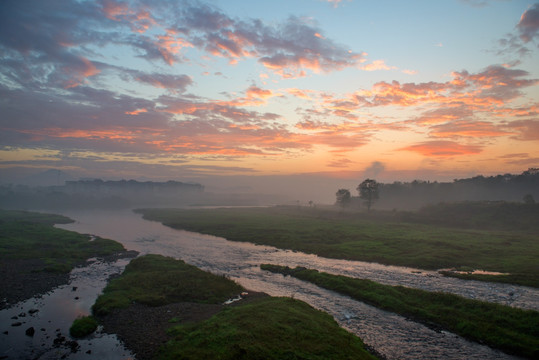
0, 249, 139, 310
135, 206, 539, 288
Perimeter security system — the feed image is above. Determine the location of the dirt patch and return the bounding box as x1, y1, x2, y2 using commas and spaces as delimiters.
98, 291, 269, 360
0, 258, 70, 310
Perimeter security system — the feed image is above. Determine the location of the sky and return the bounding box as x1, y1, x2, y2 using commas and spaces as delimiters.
1, 0, 539, 199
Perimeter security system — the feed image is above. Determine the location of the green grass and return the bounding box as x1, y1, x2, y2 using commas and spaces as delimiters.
261, 264, 539, 359
159, 297, 377, 360
137, 206, 539, 287
92, 254, 244, 316
70, 316, 98, 338
0, 209, 125, 273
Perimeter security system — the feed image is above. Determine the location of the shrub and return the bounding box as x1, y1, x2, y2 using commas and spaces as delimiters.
70, 316, 98, 338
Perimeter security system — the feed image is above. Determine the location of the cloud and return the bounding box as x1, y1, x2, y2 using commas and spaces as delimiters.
504, 119, 539, 140
399, 141, 483, 157
360, 60, 396, 72
402, 69, 418, 75
314, 65, 538, 132
103, 1, 366, 76
517, 3, 539, 43
428, 120, 513, 138
327, 157, 354, 168
128, 70, 193, 91
218, 85, 281, 107
324, 0, 344, 8
363, 161, 386, 178
410, 107, 474, 126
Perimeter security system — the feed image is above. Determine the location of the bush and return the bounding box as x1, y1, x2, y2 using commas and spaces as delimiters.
70, 316, 98, 338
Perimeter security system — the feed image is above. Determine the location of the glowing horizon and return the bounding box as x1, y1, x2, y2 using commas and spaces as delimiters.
1, 0, 538, 185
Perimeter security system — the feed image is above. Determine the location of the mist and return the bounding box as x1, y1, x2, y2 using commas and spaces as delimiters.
1, 166, 537, 211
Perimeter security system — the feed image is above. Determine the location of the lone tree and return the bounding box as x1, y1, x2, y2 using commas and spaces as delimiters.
335, 189, 351, 208
357, 179, 379, 211
523, 194, 536, 204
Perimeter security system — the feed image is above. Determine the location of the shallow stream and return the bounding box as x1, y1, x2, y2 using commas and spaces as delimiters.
2, 209, 537, 359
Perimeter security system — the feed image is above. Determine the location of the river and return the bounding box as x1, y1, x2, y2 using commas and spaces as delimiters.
3, 209, 537, 359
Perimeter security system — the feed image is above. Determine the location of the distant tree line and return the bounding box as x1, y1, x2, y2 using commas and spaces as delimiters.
0, 179, 205, 210
336, 168, 539, 211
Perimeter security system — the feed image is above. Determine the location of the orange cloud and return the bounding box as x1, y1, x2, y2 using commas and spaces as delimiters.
286, 88, 315, 100
360, 59, 396, 72
156, 32, 193, 56
101, 0, 156, 33
64, 57, 100, 88
338, 65, 538, 109
125, 108, 148, 115
16, 128, 138, 141
429, 120, 513, 138
399, 141, 483, 157
216, 85, 281, 107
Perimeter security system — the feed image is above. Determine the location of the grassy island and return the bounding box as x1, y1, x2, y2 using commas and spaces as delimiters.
261, 264, 539, 359
93, 254, 377, 360
92, 254, 244, 316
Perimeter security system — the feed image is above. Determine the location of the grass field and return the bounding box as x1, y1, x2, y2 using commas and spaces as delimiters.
261, 264, 539, 359
0, 209, 125, 273
137, 205, 539, 287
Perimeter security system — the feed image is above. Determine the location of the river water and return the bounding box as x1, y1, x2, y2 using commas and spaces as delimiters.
2, 209, 537, 359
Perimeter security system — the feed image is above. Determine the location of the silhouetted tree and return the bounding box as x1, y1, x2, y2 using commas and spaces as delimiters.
357, 179, 379, 211
523, 194, 536, 204
335, 189, 351, 207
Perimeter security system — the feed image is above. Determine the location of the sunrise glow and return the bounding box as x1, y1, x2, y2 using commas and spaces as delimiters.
1, 0, 538, 189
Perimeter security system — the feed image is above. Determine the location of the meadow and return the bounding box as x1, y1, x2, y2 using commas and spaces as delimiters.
138, 203, 539, 287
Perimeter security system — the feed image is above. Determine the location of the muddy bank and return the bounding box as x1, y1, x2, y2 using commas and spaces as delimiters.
99, 292, 269, 360
0, 250, 138, 310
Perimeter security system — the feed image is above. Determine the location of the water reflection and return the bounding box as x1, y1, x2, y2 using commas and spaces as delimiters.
0, 258, 133, 360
